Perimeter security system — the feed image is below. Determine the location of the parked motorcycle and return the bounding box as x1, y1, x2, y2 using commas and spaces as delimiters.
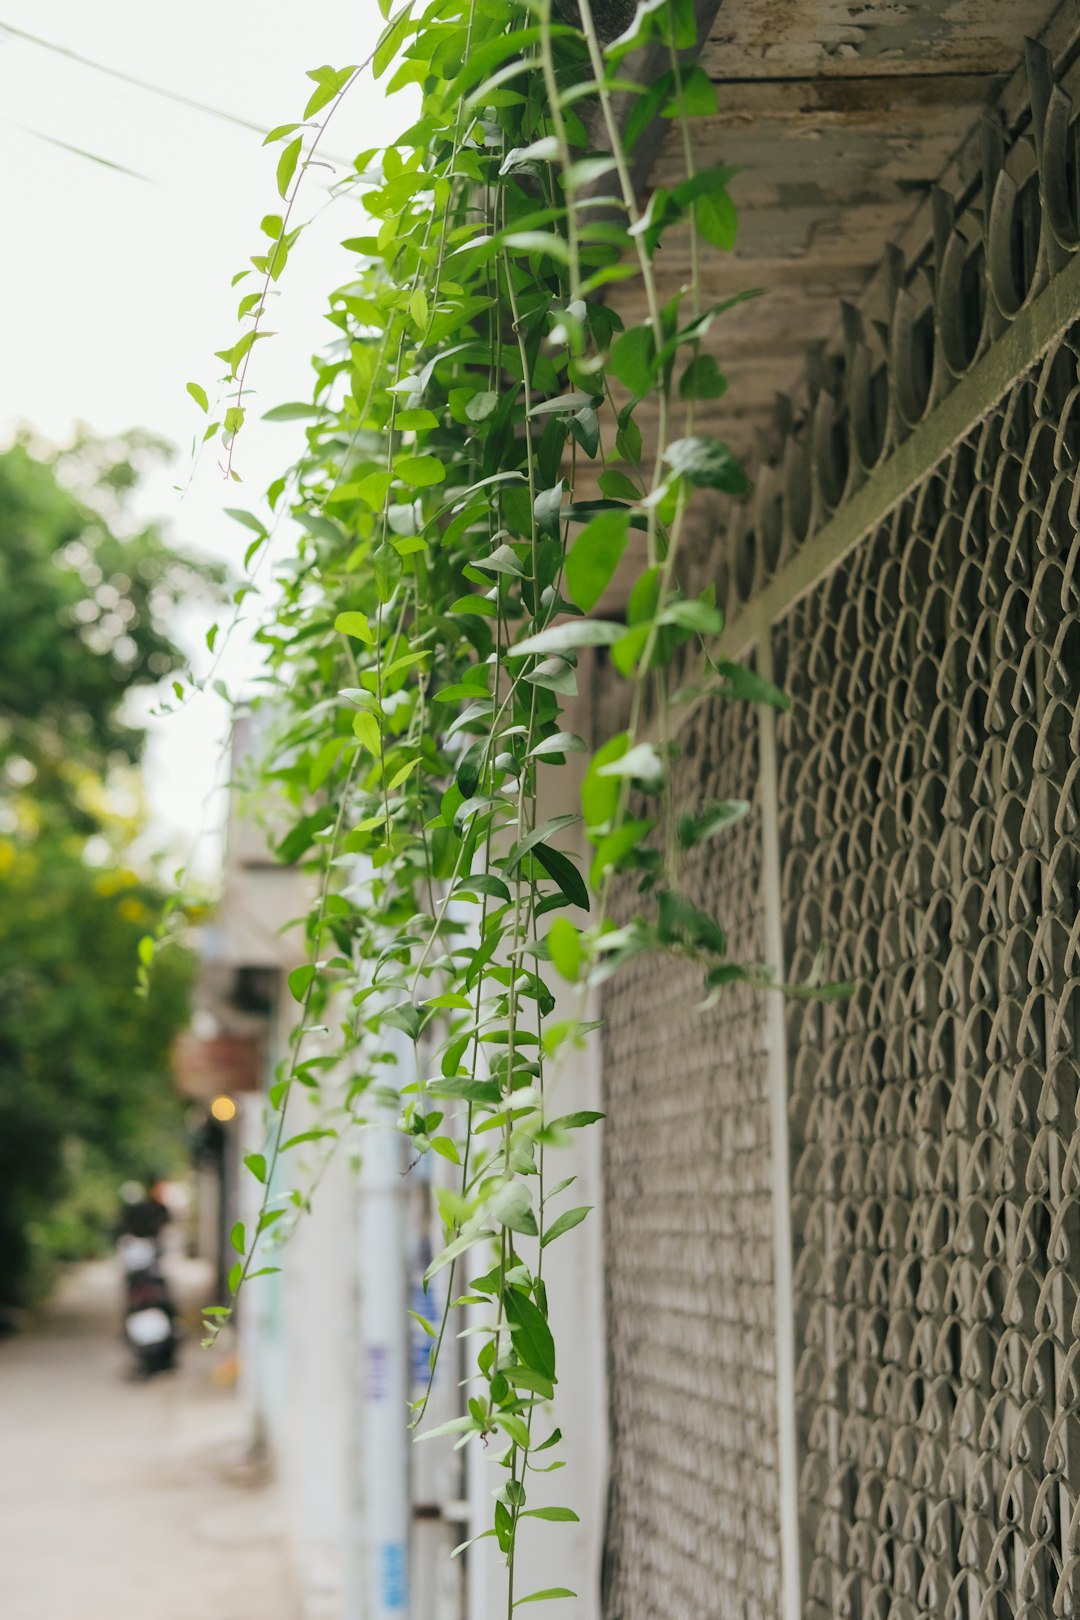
117, 1233, 179, 1377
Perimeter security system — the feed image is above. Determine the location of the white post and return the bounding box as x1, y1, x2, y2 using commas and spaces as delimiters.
351, 1108, 411, 1620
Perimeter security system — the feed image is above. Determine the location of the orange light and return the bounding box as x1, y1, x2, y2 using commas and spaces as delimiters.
210, 1094, 237, 1122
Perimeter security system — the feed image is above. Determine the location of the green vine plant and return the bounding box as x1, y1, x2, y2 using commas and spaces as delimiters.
184, 0, 840, 1607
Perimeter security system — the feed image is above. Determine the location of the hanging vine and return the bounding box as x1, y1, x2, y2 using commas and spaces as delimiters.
186, 0, 833, 1605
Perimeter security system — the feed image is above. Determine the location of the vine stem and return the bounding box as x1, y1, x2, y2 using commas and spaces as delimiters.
206, 749, 360, 1333
224, 57, 371, 480
575, 0, 669, 568
539, 0, 582, 307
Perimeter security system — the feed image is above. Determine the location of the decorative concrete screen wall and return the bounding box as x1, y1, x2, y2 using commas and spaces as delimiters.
779, 340, 1080, 1617
601, 699, 777, 1619
600, 39, 1080, 1620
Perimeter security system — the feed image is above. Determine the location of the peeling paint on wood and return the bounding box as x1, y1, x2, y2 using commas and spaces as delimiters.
703, 0, 1059, 78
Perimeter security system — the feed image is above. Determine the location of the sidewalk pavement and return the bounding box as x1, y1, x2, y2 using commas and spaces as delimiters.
0, 1256, 295, 1620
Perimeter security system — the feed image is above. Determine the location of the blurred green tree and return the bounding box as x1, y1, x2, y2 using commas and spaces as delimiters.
0, 432, 217, 1310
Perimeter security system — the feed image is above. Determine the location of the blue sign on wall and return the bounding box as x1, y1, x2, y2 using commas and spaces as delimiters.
380, 1539, 408, 1612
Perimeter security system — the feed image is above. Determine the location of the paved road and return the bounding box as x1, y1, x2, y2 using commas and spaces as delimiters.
0, 1259, 294, 1620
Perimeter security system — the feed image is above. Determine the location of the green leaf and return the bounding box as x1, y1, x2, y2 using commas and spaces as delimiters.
597, 743, 663, 784
506, 1367, 555, 1400
281, 1128, 337, 1151
664, 64, 718, 117
679, 354, 728, 401
546, 918, 582, 983
522, 1507, 580, 1522
502, 231, 571, 265
228, 1261, 243, 1293
628, 186, 680, 256
489, 1180, 538, 1237
262, 401, 329, 421
465, 390, 498, 422
425, 1227, 493, 1283
547, 1112, 604, 1132
598, 469, 641, 501
417, 1414, 481, 1443
660, 599, 725, 636
508, 621, 624, 660
590, 818, 654, 884
672, 163, 738, 208
230, 1221, 246, 1256
565, 509, 630, 613
657, 890, 726, 956
581, 733, 628, 830
508, 815, 580, 867
534, 481, 564, 539
244, 1153, 267, 1185
514, 1592, 576, 1607
334, 611, 374, 643
529, 731, 586, 760
541, 1206, 592, 1247
357, 470, 394, 509
677, 800, 750, 849
276, 135, 303, 199
431, 1076, 501, 1106
475, 544, 526, 577
309, 737, 346, 792
381, 1002, 422, 1040
373, 1, 415, 79
534, 844, 589, 912
186, 381, 209, 412
608, 325, 656, 396
714, 657, 789, 710
394, 453, 445, 487
353, 711, 381, 755
664, 436, 750, 493
386, 756, 421, 791
694, 189, 738, 250
500, 136, 559, 174
504, 1288, 556, 1383
450, 593, 498, 618
288, 963, 317, 1002
498, 1413, 533, 1449
224, 507, 267, 537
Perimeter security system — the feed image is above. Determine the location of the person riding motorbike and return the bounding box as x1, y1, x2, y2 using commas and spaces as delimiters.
115, 1182, 179, 1377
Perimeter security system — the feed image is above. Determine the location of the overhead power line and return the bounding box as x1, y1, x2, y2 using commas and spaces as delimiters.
0, 19, 270, 138
0, 19, 357, 174
14, 122, 156, 182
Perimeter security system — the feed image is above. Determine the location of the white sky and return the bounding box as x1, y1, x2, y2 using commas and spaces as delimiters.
0, 2, 396, 878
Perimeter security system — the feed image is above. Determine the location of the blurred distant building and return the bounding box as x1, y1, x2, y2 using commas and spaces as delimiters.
178, 710, 605, 1620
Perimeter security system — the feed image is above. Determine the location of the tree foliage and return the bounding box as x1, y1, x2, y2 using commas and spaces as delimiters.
0, 432, 218, 829
0, 435, 209, 1309
0, 841, 192, 1308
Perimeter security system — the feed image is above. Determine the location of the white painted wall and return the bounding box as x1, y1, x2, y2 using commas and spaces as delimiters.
216, 690, 608, 1620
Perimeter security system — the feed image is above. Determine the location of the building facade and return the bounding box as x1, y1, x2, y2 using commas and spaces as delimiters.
188, 3, 1080, 1616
